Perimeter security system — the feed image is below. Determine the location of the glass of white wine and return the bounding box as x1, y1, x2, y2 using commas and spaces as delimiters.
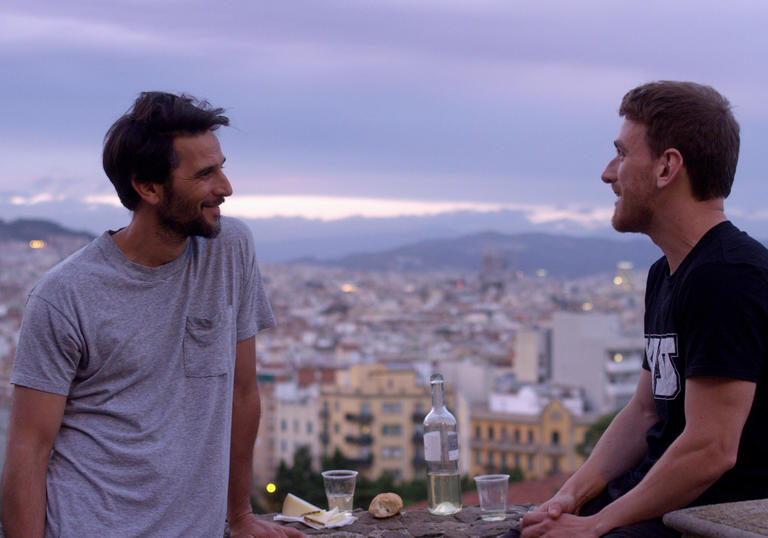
321, 469, 358, 514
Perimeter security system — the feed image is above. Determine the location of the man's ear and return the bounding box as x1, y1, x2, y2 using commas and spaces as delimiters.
131, 178, 163, 206
656, 148, 684, 190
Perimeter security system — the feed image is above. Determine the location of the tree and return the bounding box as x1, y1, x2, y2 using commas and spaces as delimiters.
269, 445, 325, 512
578, 410, 619, 457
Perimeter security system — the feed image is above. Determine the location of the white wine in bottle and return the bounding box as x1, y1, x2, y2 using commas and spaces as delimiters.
423, 373, 461, 515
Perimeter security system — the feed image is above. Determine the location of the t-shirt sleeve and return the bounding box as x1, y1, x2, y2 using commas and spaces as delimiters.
235, 223, 275, 342
679, 263, 768, 381
10, 294, 82, 396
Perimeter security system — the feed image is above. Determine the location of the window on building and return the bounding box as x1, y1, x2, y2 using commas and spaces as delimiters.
381, 446, 404, 459
528, 430, 534, 444
293, 419, 299, 433
528, 454, 534, 471
501, 452, 507, 469
361, 402, 372, 415
334, 401, 340, 412
280, 440, 287, 453
501, 427, 508, 440
488, 426, 494, 440
514, 453, 520, 468
334, 423, 340, 433
475, 450, 482, 465
306, 422, 313, 434
552, 431, 560, 445
551, 456, 560, 474
488, 451, 494, 466
280, 419, 287, 432
382, 424, 402, 436
475, 425, 481, 439
514, 429, 520, 442
382, 402, 403, 414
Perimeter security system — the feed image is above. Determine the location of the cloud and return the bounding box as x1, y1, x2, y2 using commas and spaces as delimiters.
0, 11, 162, 50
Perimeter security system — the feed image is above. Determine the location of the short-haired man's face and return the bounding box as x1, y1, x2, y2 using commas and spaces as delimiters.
158, 130, 232, 239
601, 119, 658, 234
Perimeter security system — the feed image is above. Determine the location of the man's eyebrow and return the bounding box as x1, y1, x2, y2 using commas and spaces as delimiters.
193, 157, 226, 178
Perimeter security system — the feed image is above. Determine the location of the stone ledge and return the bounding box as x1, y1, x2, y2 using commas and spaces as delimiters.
255, 505, 532, 537
663, 499, 768, 538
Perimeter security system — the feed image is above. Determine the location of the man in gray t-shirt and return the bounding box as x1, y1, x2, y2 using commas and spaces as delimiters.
1, 93, 304, 538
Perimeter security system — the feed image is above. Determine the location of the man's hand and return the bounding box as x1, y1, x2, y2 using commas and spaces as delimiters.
529, 490, 579, 520
229, 512, 307, 538
520, 512, 599, 538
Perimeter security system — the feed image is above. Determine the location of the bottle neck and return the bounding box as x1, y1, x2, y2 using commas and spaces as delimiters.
430, 381, 445, 410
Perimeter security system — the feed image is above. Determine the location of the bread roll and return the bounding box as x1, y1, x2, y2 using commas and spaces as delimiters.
368, 492, 403, 518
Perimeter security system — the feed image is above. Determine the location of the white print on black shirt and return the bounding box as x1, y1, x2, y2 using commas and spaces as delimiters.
645, 334, 682, 399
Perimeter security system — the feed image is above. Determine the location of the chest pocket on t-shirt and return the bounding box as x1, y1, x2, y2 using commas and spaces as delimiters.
183, 306, 233, 377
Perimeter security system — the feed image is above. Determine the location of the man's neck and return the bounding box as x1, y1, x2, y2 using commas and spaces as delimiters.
111, 212, 189, 268
648, 199, 727, 274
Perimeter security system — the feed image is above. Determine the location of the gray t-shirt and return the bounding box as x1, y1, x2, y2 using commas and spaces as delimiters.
11, 217, 275, 537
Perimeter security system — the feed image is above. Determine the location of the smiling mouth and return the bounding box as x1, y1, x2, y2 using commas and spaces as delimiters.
202, 198, 225, 209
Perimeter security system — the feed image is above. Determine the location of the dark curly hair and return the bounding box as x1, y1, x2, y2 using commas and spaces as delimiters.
103, 92, 229, 210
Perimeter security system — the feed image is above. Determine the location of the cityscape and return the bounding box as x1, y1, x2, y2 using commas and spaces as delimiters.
0, 226, 649, 506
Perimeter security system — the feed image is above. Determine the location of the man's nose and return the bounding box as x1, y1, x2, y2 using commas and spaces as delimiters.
601, 157, 618, 184
215, 170, 233, 197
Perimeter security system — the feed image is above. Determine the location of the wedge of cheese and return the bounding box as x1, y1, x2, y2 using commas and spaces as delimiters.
303, 507, 346, 527
281, 493, 322, 518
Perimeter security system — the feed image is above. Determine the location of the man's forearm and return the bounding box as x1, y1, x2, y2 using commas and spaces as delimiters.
227, 382, 261, 521
1, 448, 48, 538
559, 399, 656, 511
592, 428, 732, 534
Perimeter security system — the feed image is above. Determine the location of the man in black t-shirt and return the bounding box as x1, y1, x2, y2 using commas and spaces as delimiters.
517, 82, 768, 537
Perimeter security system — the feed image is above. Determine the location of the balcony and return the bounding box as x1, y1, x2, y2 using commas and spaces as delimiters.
319, 408, 330, 420
412, 432, 424, 444
345, 412, 373, 424
347, 454, 374, 467
319, 432, 329, 445
412, 412, 425, 423
344, 434, 373, 445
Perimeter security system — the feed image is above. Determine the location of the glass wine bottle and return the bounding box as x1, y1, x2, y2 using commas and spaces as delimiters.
423, 373, 461, 515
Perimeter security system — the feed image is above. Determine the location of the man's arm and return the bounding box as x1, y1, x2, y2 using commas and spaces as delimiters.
530, 370, 658, 518
227, 336, 305, 538
1, 386, 66, 538
589, 376, 754, 533
522, 376, 754, 537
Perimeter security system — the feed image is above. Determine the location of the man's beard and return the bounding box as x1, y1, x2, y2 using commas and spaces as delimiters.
611, 195, 654, 234
158, 183, 223, 239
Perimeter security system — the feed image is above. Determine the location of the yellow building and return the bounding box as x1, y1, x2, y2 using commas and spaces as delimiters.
469, 399, 593, 480
319, 363, 434, 481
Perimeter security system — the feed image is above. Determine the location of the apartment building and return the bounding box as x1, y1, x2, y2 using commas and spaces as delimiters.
319, 363, 433, 481
551, 311, 644, 413
469, 386, 594, 480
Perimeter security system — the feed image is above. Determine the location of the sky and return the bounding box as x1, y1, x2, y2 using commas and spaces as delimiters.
3, 0, 768, 235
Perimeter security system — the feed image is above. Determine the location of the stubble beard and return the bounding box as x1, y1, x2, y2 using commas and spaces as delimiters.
158, 184, 222, 239
611, 194, 654, 234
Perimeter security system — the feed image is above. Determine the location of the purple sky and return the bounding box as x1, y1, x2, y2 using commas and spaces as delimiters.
3, 1, 768, 235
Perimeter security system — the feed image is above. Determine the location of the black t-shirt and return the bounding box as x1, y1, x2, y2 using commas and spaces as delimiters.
637, 221, 768, 505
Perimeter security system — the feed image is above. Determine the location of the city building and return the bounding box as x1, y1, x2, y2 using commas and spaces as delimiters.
469, 385, 594, 480
319, 363, 433, 481
551, 311, 644, 413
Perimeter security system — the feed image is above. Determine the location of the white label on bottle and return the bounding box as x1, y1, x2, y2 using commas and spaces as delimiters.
447, 431, 459, 461
424, 431, 441, 461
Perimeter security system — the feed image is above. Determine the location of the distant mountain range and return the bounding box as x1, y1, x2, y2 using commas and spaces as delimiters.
301, 231, 664, 278
0, 217, 662, 277
0, 218, 94, 242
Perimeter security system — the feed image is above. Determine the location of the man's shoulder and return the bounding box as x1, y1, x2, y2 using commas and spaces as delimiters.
31, 235, 106, 299
216, 216, 253, 246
